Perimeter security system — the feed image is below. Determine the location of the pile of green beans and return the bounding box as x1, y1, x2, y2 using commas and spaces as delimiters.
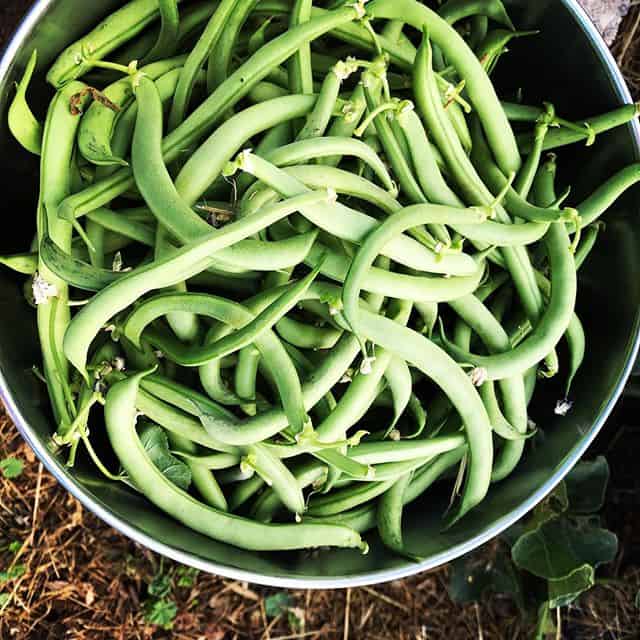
4, 0, 640, 558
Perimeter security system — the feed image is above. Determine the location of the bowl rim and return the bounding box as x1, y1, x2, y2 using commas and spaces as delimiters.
1, 0, 639, 589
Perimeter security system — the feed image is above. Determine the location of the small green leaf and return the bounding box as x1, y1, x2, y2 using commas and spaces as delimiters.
0, 565, 26, 583
0, 594, 10, 608
139, 424, 191, 490
144, 598, 177, 629
148, 570, 172, 598
0, 457, 24, 479
449, 548, 523, 608
548, 565, 594, 609
288, 608, 304, 631
265, 592, 294, 618
512, 518, 618, 582
565, 457, 609, 514
176, 566, 198, 588
8, 541, 22, 554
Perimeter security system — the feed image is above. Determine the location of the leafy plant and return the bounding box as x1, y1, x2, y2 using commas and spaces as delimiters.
0, 565, 26, 584
138, 424, 192, 490
143, 597, 178, 629
176, 566, 199, 588
265, 592, 294, 618
448, 456, 617, 638
0, 457, 24, 479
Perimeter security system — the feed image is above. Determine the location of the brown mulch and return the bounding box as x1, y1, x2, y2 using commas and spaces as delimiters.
1, 2, 640, 639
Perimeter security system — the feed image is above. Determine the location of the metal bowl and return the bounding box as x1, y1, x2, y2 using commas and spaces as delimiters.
1, 0, 639, 588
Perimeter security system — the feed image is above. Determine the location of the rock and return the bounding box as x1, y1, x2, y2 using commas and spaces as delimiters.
580, 0, 632, 44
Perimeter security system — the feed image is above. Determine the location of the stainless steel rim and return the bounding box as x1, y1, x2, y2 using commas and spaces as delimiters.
1, 0, 639, 589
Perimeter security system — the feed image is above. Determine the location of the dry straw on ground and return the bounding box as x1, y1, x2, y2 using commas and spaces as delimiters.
1, 1, 640, 638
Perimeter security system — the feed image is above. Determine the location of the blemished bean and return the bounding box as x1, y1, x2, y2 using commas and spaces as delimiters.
57, 5, 363, 221
105, 372, 367, 551
47, 0, 185, 87
78, 56, 187, 168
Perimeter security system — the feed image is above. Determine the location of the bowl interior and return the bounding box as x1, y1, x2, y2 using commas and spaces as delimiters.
0, 0, 639, 587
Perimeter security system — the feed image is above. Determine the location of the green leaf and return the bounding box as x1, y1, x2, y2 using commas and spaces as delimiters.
265, 592, 294, 618
0, 457, 24, 479
0, 594, 10, 608
548, 565, 594, 608
8, 542, 22, 554
144, 598, 177, 629
139, 424, 192, 490
0, 565, 26, 583
565, 457, 609, 514
176, 566, 198, 588
512, 517, 617, 600
503, 483, 568, 547
448, 548, 523, 608
148, 569, 172, 598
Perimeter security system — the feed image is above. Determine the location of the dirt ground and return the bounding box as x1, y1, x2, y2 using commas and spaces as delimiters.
1, 2, 640, 638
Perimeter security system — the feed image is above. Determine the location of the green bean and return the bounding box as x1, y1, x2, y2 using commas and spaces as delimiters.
168, 0, 237, 130
367, 0, 521, 175
307, 447, 467, 533
47, 0, 183, 87
36, 82, 92, 428
125, 290, 311, 432
125, 266, 321, 363
252, 460, 327, 522
384, 356, 412, 432
377, 472, 416, 559
572, 224, 599, 270
173, 451, 241, 470
341, 206, 493, 521
307, 478, 396, 517
322, 84, 367, 166
276, 317, 343, 350
143, 0, 180, 63
414, 32, 546, 330
270, 219, 486, 302
248, 16, 276, 55
263, 137, 396, 192
477, 30, 538, 73
415, 302, 438, 338
207, 0, 260, 93
104, 371, 366, 551
85, 208, 155, 246
441, 223, 576, 381
297, 59, 358, 140
575, 163, 640, 228
39, 229, 124, 292
63, 190, 332, 379
229, 475, 266, 511
9, 50, 42, 156
57, 5, 363, 220
169, 432, 228, 510
289, 0, 314, 98
235, 346, 261, 415
0, 253, 38, 275
230, 151, 478, 275
518, 103, 640, 153
78, 56, 186, 168
438, 0, 514, 29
